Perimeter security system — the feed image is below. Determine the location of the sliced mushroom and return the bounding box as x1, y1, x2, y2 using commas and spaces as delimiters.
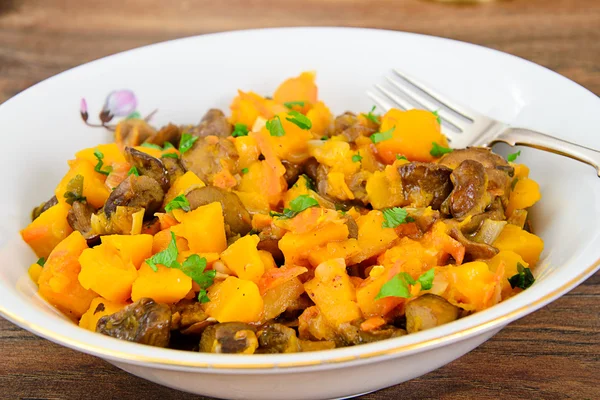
180, 136, 238, 185
145, 123, 181, 148
438, 147, 510, 171
161, 155, 185, 186
405, 294, 460, 333
96, 298, 171, 348
337, 321, 407, 346
399, 162, 453, 210
333, 112, 376, 142
31, 195, 58, 221
67, 201, 95, 239
104, 174, 164, 218
125, 147, 170, 192
282, 160, 303, 186
185, 186, 251, 237
443, 160, 492, 218
192, 109, 233, 138
199, 322, 259, 354
448, 225, 499, 260
256, 323, 300, 354
344, 215, 359, 239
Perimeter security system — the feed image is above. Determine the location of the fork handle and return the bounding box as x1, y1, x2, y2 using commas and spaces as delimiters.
493, 127, 600, 177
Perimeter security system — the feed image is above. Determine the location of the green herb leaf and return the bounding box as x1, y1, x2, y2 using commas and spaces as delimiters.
370, 126, 395, 144
321, 136, 328, 140
125, 111, 142, 120
232, 123, 249, 138
382, 207, 410, 228
375, 273, 414, 299
36, 257, 46, 267
284, 101, 305, 109
508, 263, 535, 289
241, 167, 249, 174
93, 149, 113, 176
127, 166, 140, 176
396, 155, 408, 161
285, 110, 312, 130
165, 194, 190, 213
417, 268, 435, 290
376, 269, 435, 299
162, 152, 179, 159
180, 254, 215, 293
271, 195, 319, 219
141, 142, 163, 150
163, 142, 175, 150
430, 142, 453, 158
352, 153, 363, 163
266, 115, 285, 137
63, 174, 86, 205
362, 105, 380, 124
179, 132, 198, 154
432, 110, 441, 125
145, 232, 179, 272
511, 178, 519, 191
507, 150, 521, 162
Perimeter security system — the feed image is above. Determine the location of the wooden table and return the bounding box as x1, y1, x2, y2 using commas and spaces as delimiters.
1, 0, 598, 399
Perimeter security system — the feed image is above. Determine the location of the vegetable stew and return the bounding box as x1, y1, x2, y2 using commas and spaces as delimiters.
21, 72, 544, 354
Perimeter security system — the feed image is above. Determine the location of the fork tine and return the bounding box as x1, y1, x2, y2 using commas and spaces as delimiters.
384, 75, 465, 131
392, 69, 476, 121
372, 84, 414, 112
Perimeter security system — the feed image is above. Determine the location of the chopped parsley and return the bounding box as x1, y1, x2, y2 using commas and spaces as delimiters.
164, 194, 190, 213
507, 150, 521, 162
362, 105, 380, 124
232, 123, 249, 137
376, 269, 435, 300
352, 153, 363, 163
162, 152, 179, 159
36, 257, 46, 267
144, 232, 215, 302
301, 174, 316, 191
163, 142, 175, 150
125, 111, 141, 120
321, 136, 328, 140
63, 174, 86, 205
382, 207, 412, 228
93, 149, 113, 176
508, 263, 535, 290
396, 155, 408, 161
241, 167, 249, 174
432, 110, 441, 124
370, 126, 395, 144
179, 132, 198, 154
286, 110, 312, 130
284, 101, 305, 109
266, 115, 285, 137
430, 142, 453, 157
270, 194, 319, 219
127, 166, 140, 176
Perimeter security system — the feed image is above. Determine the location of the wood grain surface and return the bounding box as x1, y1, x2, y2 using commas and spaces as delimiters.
1, 0, 598, 399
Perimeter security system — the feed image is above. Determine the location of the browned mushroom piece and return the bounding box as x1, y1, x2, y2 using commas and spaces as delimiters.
199, 323, 259, 354
125, 147, 170, 192
343, 215, 359, 239
170, 299, 215, 335
448, 225, 499, 260
67, 201, 96, 239
282, 160, 303, 186
180, 136, 238, 185
399, 162, 453, 210
185, 186, 252, 237
31, 195, 58, 221
443, 160, 492, 219
337, 321, 407, 346
114, 119, 156, 148
161, 155, 186, 186
104, 174, 164, 218
192, 109, 233, 138
96, 298, 172, 348
144, 123, 182, 148
333, 112, 377, 142
256, 323, 301, 354
405, 294, 460, 333
302, 157, 320, 184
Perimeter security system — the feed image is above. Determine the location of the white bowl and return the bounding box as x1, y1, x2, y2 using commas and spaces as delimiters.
1, 27, 599, 400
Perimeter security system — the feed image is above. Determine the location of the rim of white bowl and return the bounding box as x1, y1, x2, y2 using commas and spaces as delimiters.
1, 27, 599, 372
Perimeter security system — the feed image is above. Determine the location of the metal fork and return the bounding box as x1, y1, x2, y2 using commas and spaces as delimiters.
368, 69, 600, 176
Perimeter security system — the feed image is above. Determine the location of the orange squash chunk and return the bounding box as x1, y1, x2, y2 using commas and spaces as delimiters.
21, 202, 73, 259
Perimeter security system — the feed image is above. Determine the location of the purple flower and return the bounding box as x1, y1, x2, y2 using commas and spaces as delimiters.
80, 98, 89, 122
102, 90, 138, 117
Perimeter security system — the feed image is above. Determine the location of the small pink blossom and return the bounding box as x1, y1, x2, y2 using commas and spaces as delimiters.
80, 98, 88, 114
102, 90, 137, 117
